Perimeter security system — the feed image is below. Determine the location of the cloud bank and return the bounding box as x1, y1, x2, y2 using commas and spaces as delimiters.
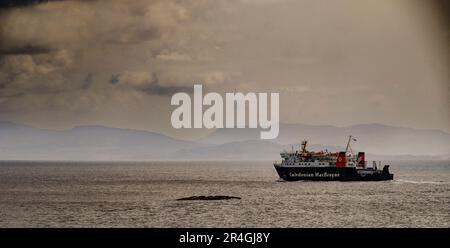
0, 0, 448, 138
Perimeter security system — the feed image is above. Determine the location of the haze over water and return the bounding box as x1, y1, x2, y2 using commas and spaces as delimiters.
0, 160, 448, 227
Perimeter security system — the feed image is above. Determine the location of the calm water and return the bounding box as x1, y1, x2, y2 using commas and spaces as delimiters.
0, 161, 449, 227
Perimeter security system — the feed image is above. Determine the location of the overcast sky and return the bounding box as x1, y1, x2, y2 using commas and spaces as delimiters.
0, 0, 448, 139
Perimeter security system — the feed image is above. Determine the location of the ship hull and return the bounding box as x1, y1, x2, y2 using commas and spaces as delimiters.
274, 165, 394, 181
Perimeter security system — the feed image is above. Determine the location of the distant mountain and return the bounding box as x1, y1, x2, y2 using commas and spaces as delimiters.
201, 123, 450, 156
0, 121, 200, 160
0, 121, 448, 160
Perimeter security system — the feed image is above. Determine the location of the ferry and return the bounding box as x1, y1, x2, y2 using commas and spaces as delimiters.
274, 136, 394, 181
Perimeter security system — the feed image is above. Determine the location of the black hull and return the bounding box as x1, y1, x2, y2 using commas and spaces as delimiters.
274, 165, 394, 181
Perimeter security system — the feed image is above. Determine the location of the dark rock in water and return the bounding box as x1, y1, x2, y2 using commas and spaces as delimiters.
176, 195, 241, 201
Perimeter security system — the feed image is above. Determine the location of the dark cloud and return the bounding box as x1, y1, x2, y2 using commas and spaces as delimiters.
431, 0, 450, 26
0, 44, 53, 55
0, 0, 63, 9
141, 83, 192, 96
110, 72, 192, 96
142, 71, 194, 96
0, 0, 192, 56
109, 74, 120, 85
0, 0, 448, 135
0, 81, 67, 98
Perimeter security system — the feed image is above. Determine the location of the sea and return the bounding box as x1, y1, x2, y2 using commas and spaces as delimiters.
0, 160, 448, 227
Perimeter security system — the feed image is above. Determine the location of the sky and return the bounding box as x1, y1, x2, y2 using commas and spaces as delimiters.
0, 0, 449, 139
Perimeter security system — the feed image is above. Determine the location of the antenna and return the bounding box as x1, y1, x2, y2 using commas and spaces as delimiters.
345, 135, 356, 156
301, 140, 307, 153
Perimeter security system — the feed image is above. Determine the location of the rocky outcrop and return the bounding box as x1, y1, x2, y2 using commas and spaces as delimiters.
176, 195, 241, 201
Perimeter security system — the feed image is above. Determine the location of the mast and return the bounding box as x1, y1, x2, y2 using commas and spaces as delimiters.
345, 135, 355, 155
301, 140, 307, 154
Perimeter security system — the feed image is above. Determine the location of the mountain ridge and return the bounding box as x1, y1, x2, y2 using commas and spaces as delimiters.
0, 120, 449, 160
201, 122, 450, 156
